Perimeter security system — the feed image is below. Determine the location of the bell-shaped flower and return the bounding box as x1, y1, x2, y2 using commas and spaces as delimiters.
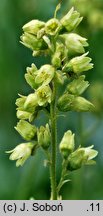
80, 145, 98, 164
25, 63, 39, 89
6, 143, 34, 167
20, 32, 47, 51
16, 94, 26, 108
60, 33, 88, 55
60, 130, 75, 158
23, 20, 45, 35
16, 110, 34, 122
15, 120, 37, 141
67, 75, 89, 95
35, 64, 55, 86
63, 52, 93, 73
16, 93, 37, 122
45, 18, 61, 35
57, 93, 75, 112
24, 93, 38, 110
61, 7, 83, 32
67, 145, 98, 171
36, 85, 52, 106
71, 96, 95, 112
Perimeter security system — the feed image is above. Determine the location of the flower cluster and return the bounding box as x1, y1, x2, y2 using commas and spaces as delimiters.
6, 5, 98, 190
60, 130, 98, 171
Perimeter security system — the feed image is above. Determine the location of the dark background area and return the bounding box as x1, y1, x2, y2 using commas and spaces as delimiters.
0, 0, 103, 199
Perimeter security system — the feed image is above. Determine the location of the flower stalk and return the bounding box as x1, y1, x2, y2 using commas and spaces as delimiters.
50, 80, 57, 200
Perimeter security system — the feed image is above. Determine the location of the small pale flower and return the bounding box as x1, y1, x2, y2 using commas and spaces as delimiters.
80, 145, 98, 163
23, 20, 45, 35
35, 64, 55, 86
67, 75, 89, 95
61, 7, 83, 32
20, 32, 47, 51
60, 130, 75, 158
16, 110, 33, 120
24, 93, 38, 110
25, 63, 38, 89
63, 52, 93, 73
6, 143, 34, 167
36, 85, 52, 106
60, 33, 88, 55
57, 93, 75, 112
71, 96, 95, 112
15, 120, 37, 141
45, 18, 61, 35
15, 94, 26, 108
67, 145, 98, 171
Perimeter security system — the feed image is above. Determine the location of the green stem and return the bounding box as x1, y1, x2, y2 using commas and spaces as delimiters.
50, 80, 57, 200
57, 159, 68, 194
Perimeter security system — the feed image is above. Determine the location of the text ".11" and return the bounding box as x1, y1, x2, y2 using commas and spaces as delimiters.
90, 203, 100, 212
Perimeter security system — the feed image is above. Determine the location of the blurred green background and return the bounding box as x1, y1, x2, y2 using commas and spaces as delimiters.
0, 0, 103, 200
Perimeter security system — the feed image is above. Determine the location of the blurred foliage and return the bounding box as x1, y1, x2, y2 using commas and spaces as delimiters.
0, 0, 103, 199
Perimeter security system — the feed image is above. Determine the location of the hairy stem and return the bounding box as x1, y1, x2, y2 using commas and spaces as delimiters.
50, 80, 57, 200
57, 159, 68, 194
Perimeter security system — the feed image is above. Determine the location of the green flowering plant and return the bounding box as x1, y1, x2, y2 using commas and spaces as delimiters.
6, 5, 98, 200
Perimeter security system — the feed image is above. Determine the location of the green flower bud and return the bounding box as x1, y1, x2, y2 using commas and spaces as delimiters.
24, 93, 38, 110
71, 96, 94, 112
23, 20, 45, 35
25, 63, 38, 89
67, 145, 98, 171
61, 7, 83, 32
60, 33, 88, 55
20, 32, 47, 51
63, 52, 93, 73
37, 124, 51, 149
57, 93, 75, 112
35, 64, 55, 86
60, 130, 75, 158
52, 42, 67, 68
45, 18, 61, 35
67, 75, 89, 95
6, 142, 35, 167
15, 120, 37, 141
36, 85, 52, 106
